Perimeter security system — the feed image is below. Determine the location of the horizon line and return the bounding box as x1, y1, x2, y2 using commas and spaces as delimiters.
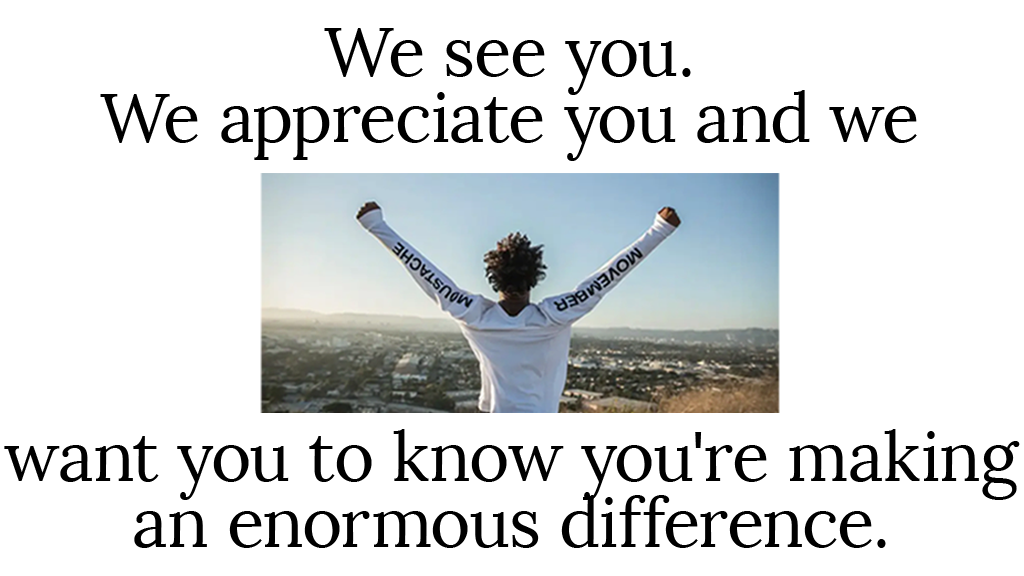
261, 307, 779, 332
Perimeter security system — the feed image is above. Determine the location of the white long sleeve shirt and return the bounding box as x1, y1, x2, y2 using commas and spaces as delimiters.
358, 209, 678, 413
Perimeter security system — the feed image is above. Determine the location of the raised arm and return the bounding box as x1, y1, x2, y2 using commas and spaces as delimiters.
357, 202, 485, 325
538, 207, 680, 325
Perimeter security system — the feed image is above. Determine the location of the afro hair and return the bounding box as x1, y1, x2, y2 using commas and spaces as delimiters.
484, 232, 547, 296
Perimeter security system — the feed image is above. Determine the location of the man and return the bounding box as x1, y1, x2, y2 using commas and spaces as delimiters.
357, 201, 680, 413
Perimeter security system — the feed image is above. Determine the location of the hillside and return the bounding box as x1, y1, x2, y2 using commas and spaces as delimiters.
571, 377, 780, 413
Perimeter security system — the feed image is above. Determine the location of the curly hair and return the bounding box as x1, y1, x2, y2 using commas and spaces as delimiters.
484, 232, 547, 296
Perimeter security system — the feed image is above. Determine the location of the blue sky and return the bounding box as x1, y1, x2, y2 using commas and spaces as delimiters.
262, 174, 778, 330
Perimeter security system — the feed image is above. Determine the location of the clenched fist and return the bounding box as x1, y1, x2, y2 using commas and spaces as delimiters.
658, 206, 680, 227
357, 201, 381, 219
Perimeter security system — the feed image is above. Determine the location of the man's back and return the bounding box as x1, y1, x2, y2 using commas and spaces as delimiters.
459, 300, 573, 412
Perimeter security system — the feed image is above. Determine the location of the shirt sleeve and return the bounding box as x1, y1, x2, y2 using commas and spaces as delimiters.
358, 209, 487, 326
538, 214, 678, 325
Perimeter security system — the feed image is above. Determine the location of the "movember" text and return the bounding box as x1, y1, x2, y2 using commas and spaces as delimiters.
552, 245, 638, 311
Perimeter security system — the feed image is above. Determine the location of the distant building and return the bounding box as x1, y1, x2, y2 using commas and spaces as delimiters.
279, 399, 332, 413
563, 389, 604, 400
394, 353, 422, 375
443, 350, 475, 361
569, 356, 601, 369
383, 403, 448, 413
445, 390, 479, 400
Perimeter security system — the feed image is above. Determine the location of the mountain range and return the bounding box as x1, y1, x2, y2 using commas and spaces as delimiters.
262, 308, 778, 346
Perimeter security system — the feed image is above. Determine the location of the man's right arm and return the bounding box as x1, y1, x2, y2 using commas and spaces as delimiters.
538, 207, 680, 325
357, 202, 486, 325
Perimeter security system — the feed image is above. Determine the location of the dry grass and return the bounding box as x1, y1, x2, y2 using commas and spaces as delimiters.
577, 377, 782, 412
657, 377, 779, 413
593, 401, 655, 409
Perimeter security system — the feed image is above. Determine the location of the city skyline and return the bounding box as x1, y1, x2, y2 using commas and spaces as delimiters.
262, 174, 779, 330
262, 322, 779, 414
